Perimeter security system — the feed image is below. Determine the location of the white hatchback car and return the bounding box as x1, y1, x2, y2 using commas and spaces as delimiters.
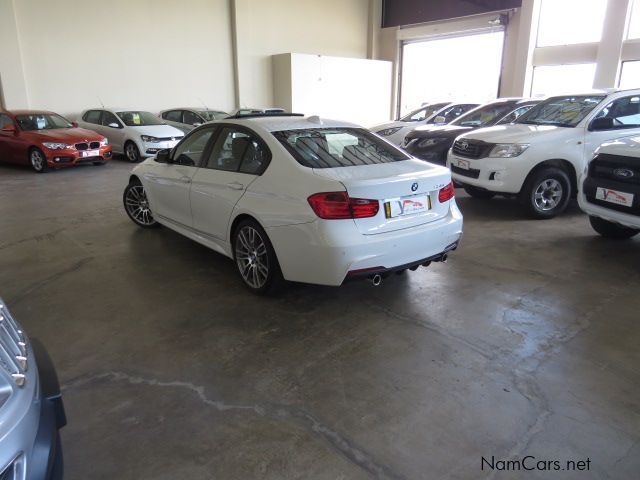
78, 108, 184, 162
448, 89, 640, 218
579, 135, 640, 239
123, 114, 463, 293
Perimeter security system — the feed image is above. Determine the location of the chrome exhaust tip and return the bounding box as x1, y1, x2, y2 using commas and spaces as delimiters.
440, 253, 448, 263
370, 274, 383, 286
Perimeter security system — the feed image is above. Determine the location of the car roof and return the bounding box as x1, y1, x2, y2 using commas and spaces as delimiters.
217, 115, 360, 132
3, 110, 58, 116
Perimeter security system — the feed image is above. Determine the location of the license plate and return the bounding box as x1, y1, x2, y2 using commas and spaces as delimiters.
81, 150, 99, 157
596, 187, 634, 207
384, 195, 431, 218
453, 158, 470, 170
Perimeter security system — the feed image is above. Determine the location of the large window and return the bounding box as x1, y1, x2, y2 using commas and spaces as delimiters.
537, 0, 608, 46
531, 64, 597, 97
619, 61, 640, 89
399, 30, 504, 115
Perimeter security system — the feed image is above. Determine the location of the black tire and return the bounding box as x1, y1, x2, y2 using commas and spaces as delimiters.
232, 219, 283, 295
463, 185, 496, 199
29, 148, 48, 173
519, 167, 571, 219
123, 179, 159, 228
124, 141, 141, 163
589, 216, 639, 239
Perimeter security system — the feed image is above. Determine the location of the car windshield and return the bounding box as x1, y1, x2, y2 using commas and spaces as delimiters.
116, 111, 163, 127
495, 104, 537, 125
273, 127, 410, 169
452, 102, 517, 127
16, 113, 73, 131
198, 110, 227, 121
517, 95, 605, 127
399, 103, 448, 122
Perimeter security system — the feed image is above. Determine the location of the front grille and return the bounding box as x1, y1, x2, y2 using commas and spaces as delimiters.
451, 165, 480, 179
452, 139, 493, 159
589, 153, 640, 186
0, 300, 27, 387
75, 141, 101, 151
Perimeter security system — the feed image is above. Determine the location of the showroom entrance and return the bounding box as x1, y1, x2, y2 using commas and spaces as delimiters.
399, 29, 505, 115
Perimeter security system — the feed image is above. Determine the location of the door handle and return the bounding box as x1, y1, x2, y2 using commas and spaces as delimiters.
226, 182, 244, 190
179, 176, 192, 184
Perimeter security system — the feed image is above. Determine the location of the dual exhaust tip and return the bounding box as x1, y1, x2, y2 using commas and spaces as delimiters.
368, 253, 448, 286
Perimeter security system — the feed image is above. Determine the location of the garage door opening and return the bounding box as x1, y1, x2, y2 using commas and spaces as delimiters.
399, 30, 505, 116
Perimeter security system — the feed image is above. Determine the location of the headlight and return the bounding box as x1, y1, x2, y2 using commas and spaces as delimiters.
489, 143, 530, 158
42, 142, 71, 150
417, 137, 447, 148
377, 127, 402, 137
141, 135, 160, 143
100, 138, 109, 146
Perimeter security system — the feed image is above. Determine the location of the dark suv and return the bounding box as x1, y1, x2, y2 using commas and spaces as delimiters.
403, 98, 540, 165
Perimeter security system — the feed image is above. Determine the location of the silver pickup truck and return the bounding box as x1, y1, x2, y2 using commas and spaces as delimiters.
0, 299, 66, 480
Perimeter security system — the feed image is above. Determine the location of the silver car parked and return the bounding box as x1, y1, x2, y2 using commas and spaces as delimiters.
0, 299, 65, 480
159, 108, 228, 134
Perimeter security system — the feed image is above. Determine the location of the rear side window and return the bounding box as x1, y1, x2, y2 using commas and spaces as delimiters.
0, 114, 13, 129
273, 128, 410, 168
163, 110, 182, 122
83, 110, 102, 124
205, 127, 270, 174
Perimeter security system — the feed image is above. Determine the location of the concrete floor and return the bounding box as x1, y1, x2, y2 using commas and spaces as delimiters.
0, 160, 639, 480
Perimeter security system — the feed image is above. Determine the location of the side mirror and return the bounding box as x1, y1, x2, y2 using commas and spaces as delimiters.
156, 149, 171, 163
434, 115, 446, 124
193, 122, 202, 127
72, 121, 78, 128
1, 124, 16, 132
590, 117, 614, 131
108, 122, 120, 129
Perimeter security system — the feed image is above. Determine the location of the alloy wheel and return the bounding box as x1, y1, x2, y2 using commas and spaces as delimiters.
533, 178, 563, 211
235, 226, 269, 289
124, 184, 155, 226
30, 150, 45, 171
126, 143, 139, 162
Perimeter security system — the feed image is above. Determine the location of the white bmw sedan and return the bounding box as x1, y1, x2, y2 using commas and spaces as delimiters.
123, 114, 463, 294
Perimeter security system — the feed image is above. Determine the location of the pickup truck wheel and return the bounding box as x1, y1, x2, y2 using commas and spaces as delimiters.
589, 216, 639, 239
463, 185, 496, 199
519, 167, 571, 219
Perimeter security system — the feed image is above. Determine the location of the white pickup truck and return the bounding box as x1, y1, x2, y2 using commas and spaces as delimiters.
447, 89, 640, 218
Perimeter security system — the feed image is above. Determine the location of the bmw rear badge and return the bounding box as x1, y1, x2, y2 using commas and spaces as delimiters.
411, 182, 419, 192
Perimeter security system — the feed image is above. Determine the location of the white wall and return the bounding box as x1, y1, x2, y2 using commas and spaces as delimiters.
0, 0, 372, 117
233, 0, 370, 108
8, 0, 236, 116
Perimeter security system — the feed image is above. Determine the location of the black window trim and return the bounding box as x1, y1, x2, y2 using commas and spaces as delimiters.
200, 123, 272, 175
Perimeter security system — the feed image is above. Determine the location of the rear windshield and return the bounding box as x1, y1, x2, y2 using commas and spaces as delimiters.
273, 127, 410, 168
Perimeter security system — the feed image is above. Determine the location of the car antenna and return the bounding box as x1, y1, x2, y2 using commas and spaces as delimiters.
197, 97, 208, 110
97, 96, 105, 108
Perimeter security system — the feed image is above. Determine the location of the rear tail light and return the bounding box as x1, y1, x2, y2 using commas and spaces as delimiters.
438, 182, 455, 203
308, 192, 379, 219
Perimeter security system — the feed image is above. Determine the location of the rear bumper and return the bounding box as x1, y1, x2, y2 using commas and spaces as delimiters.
267, 201, 463, 286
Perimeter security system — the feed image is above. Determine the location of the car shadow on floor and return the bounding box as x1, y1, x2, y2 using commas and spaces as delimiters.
454, 191, 585, 222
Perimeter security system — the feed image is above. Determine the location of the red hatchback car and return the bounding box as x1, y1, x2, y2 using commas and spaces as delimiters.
0, 110, 112, 172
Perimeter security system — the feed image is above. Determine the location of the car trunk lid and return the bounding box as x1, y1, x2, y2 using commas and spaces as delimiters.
313, 159, 453, 235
